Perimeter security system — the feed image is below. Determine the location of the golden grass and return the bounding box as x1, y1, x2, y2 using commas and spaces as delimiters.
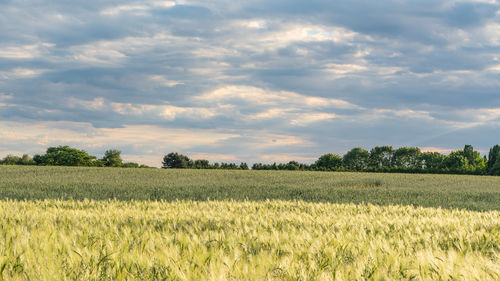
0, 200, 498, 280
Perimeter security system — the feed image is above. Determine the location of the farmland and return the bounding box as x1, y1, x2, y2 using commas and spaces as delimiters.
0, 166, 499, 280
0, 166, 499, 210
0, 200, 499, 280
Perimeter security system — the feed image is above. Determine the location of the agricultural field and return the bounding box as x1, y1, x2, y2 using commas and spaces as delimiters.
0, 200, 499, 280
0, 166, 499, 280
0, 166, 499, 210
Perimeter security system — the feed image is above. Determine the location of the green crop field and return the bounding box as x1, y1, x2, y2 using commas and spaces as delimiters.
0, 166, 499, 210
0, 166, 499, 280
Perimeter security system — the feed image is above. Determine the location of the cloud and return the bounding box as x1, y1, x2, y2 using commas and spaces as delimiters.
196, 85, 361, 110
0, 0, 499, 163
0, 45, 40, 59
0, 68, 49, 79
0, 121, 316, 166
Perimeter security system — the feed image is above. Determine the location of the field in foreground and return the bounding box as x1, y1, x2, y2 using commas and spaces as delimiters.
0, 200, 498, 281
1, 166, 499, 210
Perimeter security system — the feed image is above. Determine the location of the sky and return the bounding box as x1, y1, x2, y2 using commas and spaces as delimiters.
1, 0, 500, 166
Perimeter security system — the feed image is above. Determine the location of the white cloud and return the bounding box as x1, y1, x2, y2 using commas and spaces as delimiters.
0, 120, 239, 154
324, 63, 368, 74
2, 0, 500, 162
249, 108, 293, 120
100, 5, 150, 16
70, 45, 127, 66
197, 85, 361, 110
66, 97, 216, 121
100, 1, 176, 16
66, 97, 106, 110
152, 1, 177, 8
0, 121, 316, 166
290, 113, 336, 126
373, 109, 436, 121
0, 93, 12, 107
235, 19, 267, 29
488, 64, 500, 72
110, 102, 217, 120
260, 24, 358, 47
0, 45, 39, 59
0, 68, 48, 79
149, 75, 184, 87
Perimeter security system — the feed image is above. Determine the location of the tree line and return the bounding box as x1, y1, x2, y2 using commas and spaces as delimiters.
162, 145, 500, 176
2, 144, 500, 176
0, 146, 150, 168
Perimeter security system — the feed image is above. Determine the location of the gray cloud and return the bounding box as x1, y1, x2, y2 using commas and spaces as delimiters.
0, 0, 499, 164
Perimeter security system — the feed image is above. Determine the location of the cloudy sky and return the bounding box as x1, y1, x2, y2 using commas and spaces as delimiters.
1, 0, 500, 166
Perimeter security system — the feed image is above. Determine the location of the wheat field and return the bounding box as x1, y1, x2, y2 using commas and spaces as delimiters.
1, 166, 499, 211
0, 200, 498, 281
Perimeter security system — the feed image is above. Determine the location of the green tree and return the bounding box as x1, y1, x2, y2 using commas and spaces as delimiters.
488, 145, 500, 174
1, 155, 21, 165
102, 149, 123, 167
463, 145, 474, 163
34, 146, 96, 166
20, 154, 35, 165
470, 152, 486, 174
315, 153, 342, 171
392, 147, 422, 169
239, 162, 249, 170
461, 144, 486, 173
443, 151, 469, 172
419, 152, 445, 171
490, 151, 500, 176
193, 159, 210, 169
284, 161, 300, 170
368, 146, 394, 169
343, 148, 369, 171
122, 162, 139, 168
162, 152, 192, 169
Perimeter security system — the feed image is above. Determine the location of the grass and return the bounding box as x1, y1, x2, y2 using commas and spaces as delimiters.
0, 165, 499, 280
0, 165, 499, 211
0, 200, 498, 281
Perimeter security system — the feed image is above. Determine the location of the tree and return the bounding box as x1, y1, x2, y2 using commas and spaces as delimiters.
490, 151, 500, 176
1, 155, 22, 165
284, 161, 300, 170
467, 146, 486, 174
122, 162, 139, 168
419, 152, 445, 171
162, 152, 192, 168
443, 151, 469, 172
488, 145, 500, 174
252, 163, 263, 170
221, 163, 239, 169
193, 159, 210, 169
239, 162, 249, 170
20, 154, 35, 165
34, 146, 96, 166
343, 148, 369, 171
102, 149, 123, 167
471, 155, 487, 174
463, 145, 474, 163
368, 146, 394, 169
315, 153, 342, 171
392, 147, 422, 169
